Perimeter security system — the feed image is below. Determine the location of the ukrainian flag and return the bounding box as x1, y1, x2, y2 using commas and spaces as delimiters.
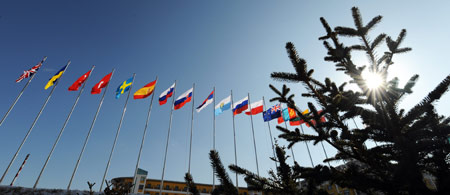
116, 77, 133, 99
45, 65, 67, 90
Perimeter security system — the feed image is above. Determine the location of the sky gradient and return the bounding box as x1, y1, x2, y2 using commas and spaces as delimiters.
0, 0, 449, 191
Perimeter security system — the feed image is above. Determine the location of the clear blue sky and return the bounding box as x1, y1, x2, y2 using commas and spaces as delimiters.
0, 0, 449, 191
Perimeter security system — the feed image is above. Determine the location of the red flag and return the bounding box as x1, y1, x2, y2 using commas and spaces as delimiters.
91, 72, 112, 94
16, 62, 42, 83
278, 116, 284, 124
305, 110, 326, 127
68, 71, 91, 91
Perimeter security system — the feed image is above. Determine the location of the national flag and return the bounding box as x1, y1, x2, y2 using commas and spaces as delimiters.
134, 80, 157, 99
215, 96, 231, 116
68, 70, 91, 91
16, 60, 43, 83
277, 108, 290, 124
196, 90, 214, 113
91, 72, 112, 94
174, 88, 193, 110
245, 100, 264, 115
159, 83, 175, 105
290, 109, 309, 126
45, 65, 67, 90
115, 77, 133, 99
232, 96, 249, 115
305, 110, 326, 127
263, 104, 282, 122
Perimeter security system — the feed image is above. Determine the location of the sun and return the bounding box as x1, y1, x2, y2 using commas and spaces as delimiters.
362, 70, 383, 90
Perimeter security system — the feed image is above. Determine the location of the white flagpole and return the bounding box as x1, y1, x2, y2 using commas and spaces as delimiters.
230, 90, 239, 192
0, 56, 47, 127
34, 65, 95, 189
187, 83, 195, 194
99, 73, 136, 192
132, 76, 158, 190
299, 124, 314, 167
280, 104, 296, 163
0, 60, 71, 184
283, 121, 297, 163
212, 87, 216, 190
262, 97, 277, 168
187, 83, 195, 174
160, 81, 177, 195
67, 69, 115, 190
247, 93, 259, 176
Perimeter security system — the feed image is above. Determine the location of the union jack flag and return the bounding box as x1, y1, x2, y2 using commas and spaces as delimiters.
271, 104, 281, 112
15, 61, 43, 83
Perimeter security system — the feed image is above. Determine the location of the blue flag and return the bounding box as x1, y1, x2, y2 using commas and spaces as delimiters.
263, 104, 282, 122
282, 108, 290, 121
116, 77, 133, 99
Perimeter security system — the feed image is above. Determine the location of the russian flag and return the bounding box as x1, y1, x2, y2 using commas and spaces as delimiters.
232, 96, 250, 115
196, 90, 214, 113
245, 100, 264, 115
174, 88, 193, 110
159, 83, 175, 105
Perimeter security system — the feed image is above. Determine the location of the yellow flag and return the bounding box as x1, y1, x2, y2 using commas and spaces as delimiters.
45, 65, 66, 90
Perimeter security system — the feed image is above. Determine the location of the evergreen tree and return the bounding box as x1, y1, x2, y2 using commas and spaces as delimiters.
230, 7, 450, 194
209, 150, 238, 195
184, 172, 200, 195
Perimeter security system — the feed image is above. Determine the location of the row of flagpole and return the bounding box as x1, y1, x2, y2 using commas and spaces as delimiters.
0, 60, 71, 184
0, 57, 337, 193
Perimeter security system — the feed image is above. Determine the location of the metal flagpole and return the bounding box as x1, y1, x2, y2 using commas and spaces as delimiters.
352, 118, 377, 146
230, 90, 239, 192
247, 93, 260, 176
67, 69, 115, 190
0, 56, 47, 127
10, 154, 30, 186
186, 83, 195, 194
212, 87, 216, 190
284, 122, 296, 163
0, 60, 71, 184
187, 84, 195, 174
160, 81, 177, 195
262, 97, 277, 168
132, 76, 158, 190
280, 104, 296, 163
34, 65, 95, 189
99, 73, 136, 192
299, 124, 314, 167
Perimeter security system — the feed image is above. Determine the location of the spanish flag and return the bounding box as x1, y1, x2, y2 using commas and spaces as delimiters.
45, 65, 67, 90
134, 80, 157, 99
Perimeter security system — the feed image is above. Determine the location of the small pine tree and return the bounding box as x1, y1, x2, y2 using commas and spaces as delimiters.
230, 7, 450, 195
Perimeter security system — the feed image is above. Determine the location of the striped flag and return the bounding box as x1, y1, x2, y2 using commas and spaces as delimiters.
196, 90, 214, 113
16, 61, 43, 83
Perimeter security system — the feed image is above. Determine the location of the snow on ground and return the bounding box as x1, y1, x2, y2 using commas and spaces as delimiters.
0, 185, 103, 195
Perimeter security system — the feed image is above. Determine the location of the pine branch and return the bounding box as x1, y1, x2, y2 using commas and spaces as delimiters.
402, 75, 450, 126
184, 173, 200, 195
209, 150, 238, 195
